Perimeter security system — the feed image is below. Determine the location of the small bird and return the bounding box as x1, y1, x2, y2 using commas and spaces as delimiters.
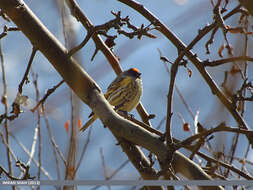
80, 68, 143, 132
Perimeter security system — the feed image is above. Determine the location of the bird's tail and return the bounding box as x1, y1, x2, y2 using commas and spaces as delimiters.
80, 114, 98, 132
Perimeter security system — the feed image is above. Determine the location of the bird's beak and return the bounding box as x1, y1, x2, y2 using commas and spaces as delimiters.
137, 72, 141, 78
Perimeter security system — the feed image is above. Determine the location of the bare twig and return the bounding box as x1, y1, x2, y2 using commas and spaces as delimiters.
31, 72, 42, 183
0, 165, 19, 180
18, 47, 37, 94
26, 127, 38, 166
0, 47, 38, 124
165, 59, 180, 145
90, 160, 129, 190
203, 56, 253, 67
31, 80, 64, 112
0, 132, 17, 162
75, 127, 92, 174
0, 25, 19, 39
68, 10, 155, 57
90, 117, 166, 190
0, 38, 13, 184
66, 0, 152, 127
9, 132, 53, 180
176, 122, 253, 149
196, 151, 253, 179
118, 0, 253, 147
100, 148, 111, 190
42, 104, 64, 179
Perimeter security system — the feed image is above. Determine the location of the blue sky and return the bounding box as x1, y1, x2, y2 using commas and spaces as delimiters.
1, 0, 253, 189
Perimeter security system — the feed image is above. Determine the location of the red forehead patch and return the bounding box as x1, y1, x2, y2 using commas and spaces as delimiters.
131, 68, 140, 73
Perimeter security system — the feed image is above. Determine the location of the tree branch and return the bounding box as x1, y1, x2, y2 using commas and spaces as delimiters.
117, 0, 253, 147
0, 1, 224, 189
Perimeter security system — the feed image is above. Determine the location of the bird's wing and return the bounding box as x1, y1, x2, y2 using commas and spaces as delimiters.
104, 76, 131, 99
87, 76, 131, 118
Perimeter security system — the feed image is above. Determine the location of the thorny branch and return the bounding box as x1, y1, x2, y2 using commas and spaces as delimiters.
68, 11, 156, 58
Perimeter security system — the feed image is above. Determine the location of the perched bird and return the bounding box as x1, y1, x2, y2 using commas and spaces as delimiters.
80, 68, 143, 132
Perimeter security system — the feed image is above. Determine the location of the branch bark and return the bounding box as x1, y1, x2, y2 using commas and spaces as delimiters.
0, 1, 224, 189
117, 0, 253, 147
239, 0, 253, 16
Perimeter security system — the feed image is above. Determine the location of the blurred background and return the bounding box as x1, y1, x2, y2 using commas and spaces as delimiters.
0, 0, 253, 189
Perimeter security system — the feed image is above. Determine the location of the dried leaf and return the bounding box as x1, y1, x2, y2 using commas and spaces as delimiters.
78, 118, 82, 129
65, 120, 70, 133
187, 68, 192, 77
183, 123, 190, 131
225, 44, 233, 56
15, 93, 29, 106
246, 31, 253, 35
218, 44, 225, 58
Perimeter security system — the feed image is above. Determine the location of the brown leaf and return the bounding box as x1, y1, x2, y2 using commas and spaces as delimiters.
227, 27, 244, 34
78, 118, 82, 129
65, 120, 70, 133
187, 68, 192, 77
218, 44, 225, 58
183, 123, 190, 132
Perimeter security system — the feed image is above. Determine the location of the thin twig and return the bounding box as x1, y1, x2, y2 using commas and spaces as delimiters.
196, 151, 253, 180
9, 133, 52, 179
42, 104, 63, 179
31, 72, 42, 184
0, 25, 19, 39
75, 127, 92, 174
0, 165, 19, 180
165, 61, 178, 145
0, 132, 17, 162
90, 160, 129, 190
66, 0, 152, 127
31, 80, 64, 112
100, 148, 111, 190
26, 127, 38, 166
176, 123, 253, 149
118, 0, 253, 147
68, 10, 155, 56
90, 117, 166, 190
0, 38, 13, 185
18, 47, 37, 94
203, 56, 253, 67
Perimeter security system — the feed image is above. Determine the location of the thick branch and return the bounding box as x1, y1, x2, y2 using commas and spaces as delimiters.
65, 0, 152, 126
117, 0, 253, 146
0, 0, 170, 166
0, 1, 224, 188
